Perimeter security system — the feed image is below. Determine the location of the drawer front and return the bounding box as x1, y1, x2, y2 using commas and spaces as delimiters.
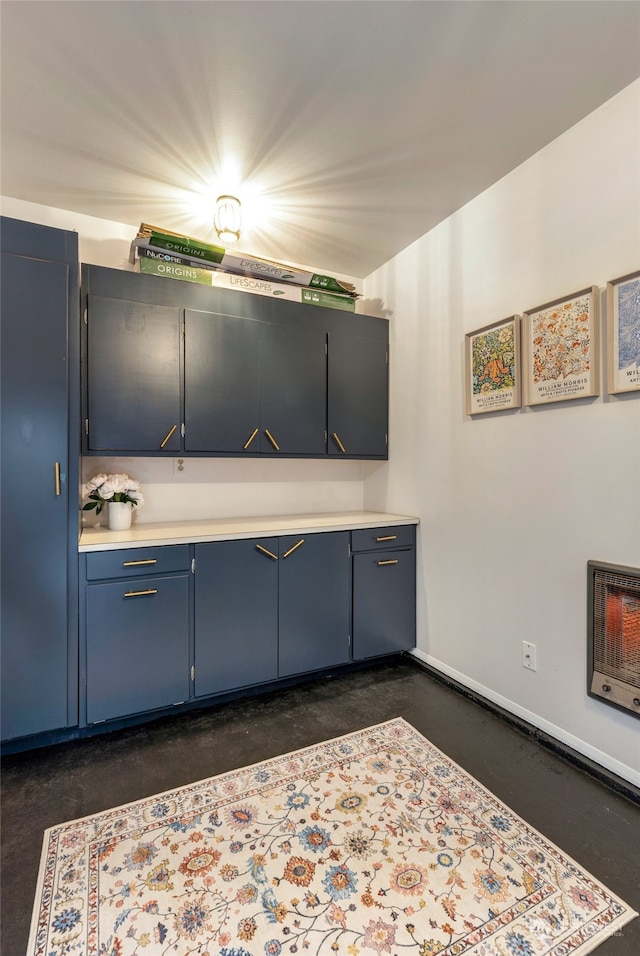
351, 524, 415, 553
85, 545, 190, 580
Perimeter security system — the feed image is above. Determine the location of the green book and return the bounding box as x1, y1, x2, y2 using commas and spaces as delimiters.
146, 231, 226, 265
301, 288, 356, 312
135, 255, 212, 285
138, 225, 358, 296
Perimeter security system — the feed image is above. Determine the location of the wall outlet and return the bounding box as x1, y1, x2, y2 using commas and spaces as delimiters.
522, 641, 537, 671
173, 457, 185, 476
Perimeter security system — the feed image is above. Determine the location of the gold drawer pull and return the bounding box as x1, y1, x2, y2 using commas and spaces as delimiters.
283, 538, 305, 559
243, 427, 259, 450
377, 559, 398, 567
376, 535, 397, 541
54, 461, 61, 496
264, 428, 280, 451
123, 559, 157, 567
160, 423, 178, 448
256, 544, 278, 561
332, 432, 346, 453
124, 589, 158, 598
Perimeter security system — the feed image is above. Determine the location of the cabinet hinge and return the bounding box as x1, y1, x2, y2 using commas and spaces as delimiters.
85, 418, 89, 436
191, 558, 196, 574
191, 665, 195, 682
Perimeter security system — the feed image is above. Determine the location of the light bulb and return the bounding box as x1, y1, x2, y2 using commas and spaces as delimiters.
214, 195, 241, 243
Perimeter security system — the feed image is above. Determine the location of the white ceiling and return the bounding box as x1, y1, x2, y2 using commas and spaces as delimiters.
1, 1, 639, 278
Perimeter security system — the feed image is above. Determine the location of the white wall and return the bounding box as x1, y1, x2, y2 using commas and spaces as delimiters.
363, 80, 640, 785
79, 455, 370, 527
0, 197, 372, 523
0, 198, 135, 270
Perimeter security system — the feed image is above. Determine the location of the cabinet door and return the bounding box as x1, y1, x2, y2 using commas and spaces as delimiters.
87, 295, 181, 451
194, 539, 278, 696
184, 310, 261, 452
352, 548, 416, 659
86, 574, 190, 723
328, 330, 388, 457
278, 532, 351, 677
260, 323, 327, 455
1, 252, 72, 740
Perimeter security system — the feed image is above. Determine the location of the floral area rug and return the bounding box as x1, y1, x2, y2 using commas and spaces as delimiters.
29, 718, 636, 956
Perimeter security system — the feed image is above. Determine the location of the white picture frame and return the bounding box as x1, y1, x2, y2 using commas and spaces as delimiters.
522, 286, 599, 406
606, 269, 640, 394
464, 315, 521, 415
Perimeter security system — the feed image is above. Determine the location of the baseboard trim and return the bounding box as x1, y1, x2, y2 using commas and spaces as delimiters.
409, 651, 640, 804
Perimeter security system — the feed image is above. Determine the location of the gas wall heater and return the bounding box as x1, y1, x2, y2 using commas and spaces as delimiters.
587, 560, 640, 719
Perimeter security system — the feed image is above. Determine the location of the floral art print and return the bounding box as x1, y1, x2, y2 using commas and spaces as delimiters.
524, 288, 599, 406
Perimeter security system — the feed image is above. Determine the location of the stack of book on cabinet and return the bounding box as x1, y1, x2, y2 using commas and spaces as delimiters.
130, 224, 359, 312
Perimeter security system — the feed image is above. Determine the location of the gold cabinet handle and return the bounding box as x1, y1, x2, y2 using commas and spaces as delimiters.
160, 424, 178, 448
376, 535, 397, 542
264, 429, 280, 451
124, 589, 158, 598
243, 427, 259, 450
283, 538, 305, 559
54, 461, 61, 496
377, 559, 398, 566
255, 543, 278, 561
123, 559, 157, 567
332, 432, 346, 454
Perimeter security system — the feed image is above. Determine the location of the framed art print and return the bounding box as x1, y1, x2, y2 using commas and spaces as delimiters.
464, 315, 521, 415
606, 269, 640, 394
522, 286, 599, 406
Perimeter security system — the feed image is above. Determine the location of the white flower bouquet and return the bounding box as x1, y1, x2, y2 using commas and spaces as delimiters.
82, 473, 144, 515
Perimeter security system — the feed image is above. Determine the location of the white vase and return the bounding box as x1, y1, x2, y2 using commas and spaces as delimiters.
107, 501, 133, 531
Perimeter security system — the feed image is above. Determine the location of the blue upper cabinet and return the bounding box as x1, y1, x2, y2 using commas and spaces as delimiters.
82, 265, 389, 459
86, 295, 182, 452
1, 217, 79, 742
184, 309, 262, 452
184, 309, 327, 455
258, 321, 327, 455
328, 329, 388, 458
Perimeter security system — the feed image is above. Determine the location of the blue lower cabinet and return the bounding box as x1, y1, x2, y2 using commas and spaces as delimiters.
352, 546, 416, 659
278, 532, 351, 676
194, 539, 279, 696
85, 573, 190, 724
194, 532, 351, 696
78, 524, 415, 737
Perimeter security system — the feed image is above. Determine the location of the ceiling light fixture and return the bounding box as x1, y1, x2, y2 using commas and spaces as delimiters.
214, 194, 242, 244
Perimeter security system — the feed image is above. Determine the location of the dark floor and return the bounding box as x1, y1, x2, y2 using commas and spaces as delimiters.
2, 658, 639, 955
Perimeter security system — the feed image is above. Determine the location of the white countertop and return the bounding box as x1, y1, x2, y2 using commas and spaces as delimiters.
79, 510, 419, 552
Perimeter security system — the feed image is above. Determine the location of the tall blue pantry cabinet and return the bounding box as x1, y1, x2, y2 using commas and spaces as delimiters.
0, 217, 80, 743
